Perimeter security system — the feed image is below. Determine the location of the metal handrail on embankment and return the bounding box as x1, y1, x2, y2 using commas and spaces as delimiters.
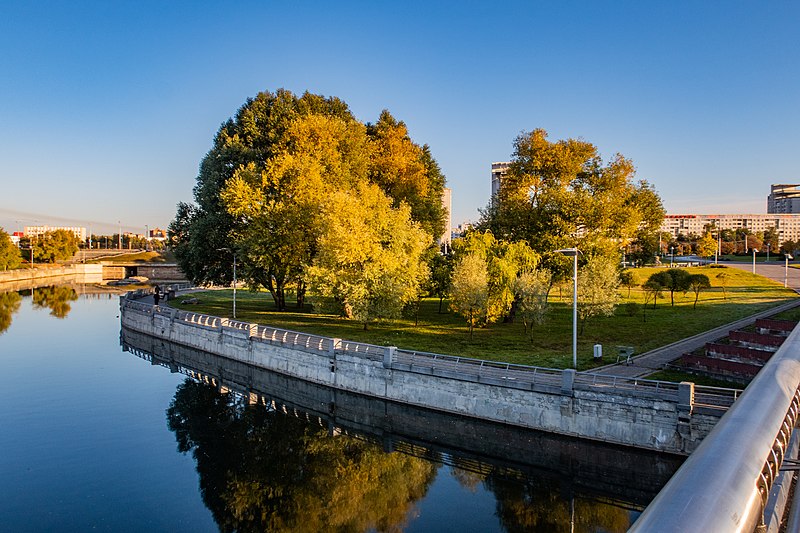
630, 324, 800, 532
121, 293, 740, 408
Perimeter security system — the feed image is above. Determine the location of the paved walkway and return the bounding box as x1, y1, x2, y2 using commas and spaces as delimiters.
589, 262, 800, 378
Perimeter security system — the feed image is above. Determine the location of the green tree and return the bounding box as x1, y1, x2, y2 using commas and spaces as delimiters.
452, 231, 538, 324
571, 255, 620, 333
305, 182, 430, 330
0, 228, 22, 270
648, 269, 691, 306
515, 269, 552, 340
688, 273, 711, 309
169, 89, 357, 295
714, 270, 729, 300
221, 113, 370, 310
426, 251, 454, 313
449, 253, 489, 339
619, 270, 636, 298
642, 278, 663, 313
480, 129, 664, 267
33, 230, 79, 263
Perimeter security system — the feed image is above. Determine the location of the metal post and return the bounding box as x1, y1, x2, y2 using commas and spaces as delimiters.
670, 246, 674, 267
233, 252, 237, 319
572, 252, 578, 369
753, 249, 756, 274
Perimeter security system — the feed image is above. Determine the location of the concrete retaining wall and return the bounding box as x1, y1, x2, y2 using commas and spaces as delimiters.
0, 264, 103, 288
120, 295, 727, 454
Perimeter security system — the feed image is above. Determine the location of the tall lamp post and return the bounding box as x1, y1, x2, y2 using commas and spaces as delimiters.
556, 248, 581, 368
785, 254, 793, 288
670, 246, 674, 267
752, 248, 756, 274
217, 248, 237, 319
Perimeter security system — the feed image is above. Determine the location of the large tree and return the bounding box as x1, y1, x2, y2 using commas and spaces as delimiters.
169, 89, 356, 293
33, 230, 79, 263
170, 90, 447, 311
480, 129, 664, 267
452, 231, 539, 324
0, 228, 21, 270
449, 253, 490, 339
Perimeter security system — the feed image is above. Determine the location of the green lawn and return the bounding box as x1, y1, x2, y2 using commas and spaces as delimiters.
91, 250, 174, 263
169, 265, 797, 370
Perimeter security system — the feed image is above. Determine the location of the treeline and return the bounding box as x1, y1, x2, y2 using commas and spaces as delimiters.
170, 90, 664, 333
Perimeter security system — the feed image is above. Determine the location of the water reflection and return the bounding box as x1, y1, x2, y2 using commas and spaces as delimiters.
123, 327, 683, 532
31, 285, 78, 318
0, 290, 22, 334
168, 379, 437, 532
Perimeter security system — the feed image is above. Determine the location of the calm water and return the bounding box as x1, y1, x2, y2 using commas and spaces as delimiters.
0, 286, 678, 532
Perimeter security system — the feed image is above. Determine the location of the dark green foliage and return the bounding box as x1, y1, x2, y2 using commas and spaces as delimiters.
647, 269, 691, 306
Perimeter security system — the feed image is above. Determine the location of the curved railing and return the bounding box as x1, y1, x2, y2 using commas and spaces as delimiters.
120, 292, 740, 408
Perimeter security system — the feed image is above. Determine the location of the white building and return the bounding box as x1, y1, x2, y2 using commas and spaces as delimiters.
661, 214, 800, 243
491, 162, 510, 201
24, 225, 87, 241
768, 184, 800, 214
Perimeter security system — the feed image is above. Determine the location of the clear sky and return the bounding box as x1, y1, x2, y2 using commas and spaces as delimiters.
1, 1, 798, 235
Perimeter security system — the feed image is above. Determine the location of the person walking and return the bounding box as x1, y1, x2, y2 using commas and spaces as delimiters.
153, 285, 161, 306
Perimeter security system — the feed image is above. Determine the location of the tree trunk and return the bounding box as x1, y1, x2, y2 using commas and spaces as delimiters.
438, 296, 444, 313
296, 280, 306, 308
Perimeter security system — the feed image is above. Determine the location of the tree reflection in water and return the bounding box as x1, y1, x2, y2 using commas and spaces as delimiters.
0, 291, 22, 334
32, 286, 78, 318
166, 380, 438, 533
480, 474, 629, 533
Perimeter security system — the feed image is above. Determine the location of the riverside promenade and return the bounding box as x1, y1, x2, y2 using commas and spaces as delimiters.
590, 262, 800, 378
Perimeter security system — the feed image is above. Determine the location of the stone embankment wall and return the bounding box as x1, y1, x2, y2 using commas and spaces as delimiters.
0, 264, 103, 290
120, 294, 734, 454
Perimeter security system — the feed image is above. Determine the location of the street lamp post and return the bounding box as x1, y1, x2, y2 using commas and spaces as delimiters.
556, 248, 580, 368
217, 248, 237, 319
670, 246, 674, 267
785, 254, 793, 288
752, 248, 756, 274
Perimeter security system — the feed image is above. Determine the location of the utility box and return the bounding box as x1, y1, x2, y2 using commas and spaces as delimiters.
593, 344, 603, 360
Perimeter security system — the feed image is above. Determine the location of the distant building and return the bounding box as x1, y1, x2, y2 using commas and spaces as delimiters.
661, 214, 800, 243
491, 162, 511, 202
768, 184, 800, 214
9, 234, 20, 247
439, 187, 452, 246
24, 225, 86, 241
149, 228, 167, 241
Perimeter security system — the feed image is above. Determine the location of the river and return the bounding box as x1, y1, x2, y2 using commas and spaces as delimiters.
0, 285, 678, 531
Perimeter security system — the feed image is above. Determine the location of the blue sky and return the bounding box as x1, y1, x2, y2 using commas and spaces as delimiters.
1, 1, 798, 235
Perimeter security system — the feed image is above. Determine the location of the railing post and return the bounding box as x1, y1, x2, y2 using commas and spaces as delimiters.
678, 381, 695, 413
561, 369, 576, 395
384, 346, 396, 369
330, 338, 340, 357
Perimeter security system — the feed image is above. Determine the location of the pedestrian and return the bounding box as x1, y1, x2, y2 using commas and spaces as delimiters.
153, 285, 160, 306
